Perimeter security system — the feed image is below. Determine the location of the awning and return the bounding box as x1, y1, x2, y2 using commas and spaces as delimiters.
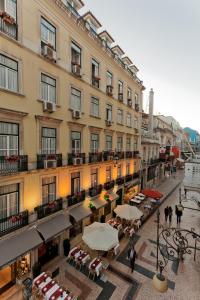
92, 197, 107, 209
106, 192, 119, 202
37, 214, 71, 241
69, 205, 92, 222
0, 228, 43, 269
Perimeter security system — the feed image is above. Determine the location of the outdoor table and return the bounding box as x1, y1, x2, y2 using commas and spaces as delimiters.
138, 193, 145, 197
69, 247, 80, 257
33, 272, 48, 287
77, 251, 90, 264
37, 276, 51, 290
49, 287, 65, 300
135, 195, 145, 200
144, 204, 152, 210
42, 279, 56, 295
89, 258, 103, 277
130, 198, 141, 204
57, 292, 72, 300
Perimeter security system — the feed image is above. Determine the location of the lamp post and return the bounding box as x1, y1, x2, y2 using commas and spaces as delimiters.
156, 208, 160, 270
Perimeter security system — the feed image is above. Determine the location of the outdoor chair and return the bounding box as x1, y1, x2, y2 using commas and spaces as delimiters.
88, 268, 96, 281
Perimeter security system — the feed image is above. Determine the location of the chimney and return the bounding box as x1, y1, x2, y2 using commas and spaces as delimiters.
148, 88, 154, 135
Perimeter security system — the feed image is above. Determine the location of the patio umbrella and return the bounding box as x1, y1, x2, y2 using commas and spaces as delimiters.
82, 222, 119, 251
141, 189, 163, 199
114, 204, 143, 221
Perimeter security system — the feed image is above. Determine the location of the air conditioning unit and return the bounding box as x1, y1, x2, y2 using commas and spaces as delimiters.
106, 120, 112, 126
72, 110, 81, 119
44, 160, 57, 169
118, 93, 123, 102
73, 157, 83, 165
72, 64, 81, 77
43, 45, 57, 62
43, 101, 56, 113
127, 99, 132, 107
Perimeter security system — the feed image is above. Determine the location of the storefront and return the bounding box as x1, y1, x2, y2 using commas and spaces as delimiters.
0, 228, 42, 294
102, 191, 119, 220
36, 214, 71, 266
124, 180, 140, 203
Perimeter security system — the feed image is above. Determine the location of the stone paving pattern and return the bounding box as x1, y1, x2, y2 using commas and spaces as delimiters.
1, 171, 200, 300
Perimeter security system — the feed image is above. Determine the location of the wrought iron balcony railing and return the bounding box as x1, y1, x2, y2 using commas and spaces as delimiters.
0, 155, 28, 176
89, 185, 103, 197
125, 151, 133, 159
67, 190, 86, 207
103, 151, 114, 161
37, 154, 62, 169
34, 198, 63, 220
104, 180, 115, 190
115, 177, 125, 185
89, 152, 103, 163
115, 151, 125, 160
92, 76, 100, 88
133, 151, 140, 158
0, 14, 18, 39
68, 153, 86, 165
125, 174, 133, 182
0, 210, 28, 237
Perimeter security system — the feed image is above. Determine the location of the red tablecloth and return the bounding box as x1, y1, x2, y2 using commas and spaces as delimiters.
91, 258, 101, 270
42, 280, 56, 295
34, 273, 48, 288
49, 287, 64, 300
70, 247, 80, 257
78, 252, 88, 262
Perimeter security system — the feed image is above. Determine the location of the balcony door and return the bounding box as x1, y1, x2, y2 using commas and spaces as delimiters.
0, 122, 19, 156
71, 131, 81, 154
41, 127, 56, 155
71, 172, 80, 195
0, 184, 19, 219
42, 176, 56, 205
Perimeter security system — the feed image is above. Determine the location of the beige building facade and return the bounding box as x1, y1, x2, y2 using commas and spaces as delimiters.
0, 0, 144, 293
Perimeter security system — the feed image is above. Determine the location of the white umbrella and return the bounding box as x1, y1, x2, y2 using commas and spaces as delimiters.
82, 222, 119, 251
114, 204, 143, 221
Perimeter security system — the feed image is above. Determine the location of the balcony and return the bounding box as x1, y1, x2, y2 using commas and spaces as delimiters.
125, 151, 133, 159
104, 180, 115, 191
0, 155, 28, 176
103, 151, 114, 161
115, 176, 125, 185
89, 184, 103, 197
149, 158, 160, 165
106, 85, 113, 96
132, 171, 140, 179
125, 174, 133, 182
71, 62, 81, 77
68, 153, 85, 165
37, 154, 62, 169
118, 93, 123, 102
92, 76, 100, 88
133, 151, 140, 158
67, 190, 86, 207
135, 104, 140, 112
0, 210, 28, 237
115, 151, 125, 160
127, 99, 132, 107
34, 198, 63, 220
89, 152, 103, 163
0, 13, 17, 39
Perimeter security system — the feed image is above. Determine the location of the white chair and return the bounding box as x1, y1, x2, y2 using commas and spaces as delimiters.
114, 244, 120, 256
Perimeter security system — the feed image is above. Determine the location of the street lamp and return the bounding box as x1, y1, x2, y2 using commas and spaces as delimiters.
113, 152, 119, 167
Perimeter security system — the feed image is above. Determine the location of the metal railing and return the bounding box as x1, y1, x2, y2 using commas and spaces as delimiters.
37, 154, 62, 169
34, 198, 63, 220
67, 190, 86, 207
68, 153, 86, 165
0, 155, 28, 176
89, 152, 103, 163
88, 185, 103, 197
0, 210, 28, 237
0, 16, 17, 39
104, 180, 115, 190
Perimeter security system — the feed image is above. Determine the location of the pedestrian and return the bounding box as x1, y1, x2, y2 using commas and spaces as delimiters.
175, 205, 183, 224
128, 244, 137, 273
164, 206, 169, 222
168, 206, 173, 223
184, 188, 187, 199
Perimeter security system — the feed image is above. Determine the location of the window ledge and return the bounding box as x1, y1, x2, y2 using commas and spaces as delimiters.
0, 87, 25, 97
37, 99, 61, 108
90, 115, 101, 119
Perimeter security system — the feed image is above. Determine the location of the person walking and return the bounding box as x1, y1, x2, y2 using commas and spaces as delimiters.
184, 188, 187, 199
128, 244, 137, 273
164, 206, 169, 222
168, 206, 173, 223
175, 205, 183, 224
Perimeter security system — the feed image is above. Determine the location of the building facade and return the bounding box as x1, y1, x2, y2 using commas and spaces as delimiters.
0, 0, 144, 293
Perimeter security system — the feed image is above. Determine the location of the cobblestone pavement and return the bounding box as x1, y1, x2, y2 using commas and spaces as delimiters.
2, 170, 200, 300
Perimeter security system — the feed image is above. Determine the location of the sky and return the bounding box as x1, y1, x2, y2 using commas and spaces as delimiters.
80, 0, 200, 131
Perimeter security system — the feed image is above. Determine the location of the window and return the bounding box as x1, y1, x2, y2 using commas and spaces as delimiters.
126, 163, 130, 175
127, 88, 132, 100
118, 80, 123, 95
106, 104, 112, 121
126, 113, 132, 127
42, 176, 56, 204
126, 137, 131, 151
117, 136, 123, 151
134, 93, 138, 104
41, 73, 56, 103
91, 133, 99, 153
41, 127, 56, 154
71, 42, 81, 66
4, 0, 17, 20
134, 139, 138, 151
71, 172, 80, 194
90, 21, 97, 33
41, 17, 56, 50
91, 168, 98, 187
71, 88, 81, 111
0, 54, 18, 92
0, 183, 19, 219
134, 117, 138, 129
106, 166, 112, 182
117, 109, 123, 125
71, 131, 81, 154
117, 164, 122, 178
92, 59, 100, 87
0, 122, 19, 156
105, 135, 112, 151
91, 97, 99, 117
106, 71, 113, 86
